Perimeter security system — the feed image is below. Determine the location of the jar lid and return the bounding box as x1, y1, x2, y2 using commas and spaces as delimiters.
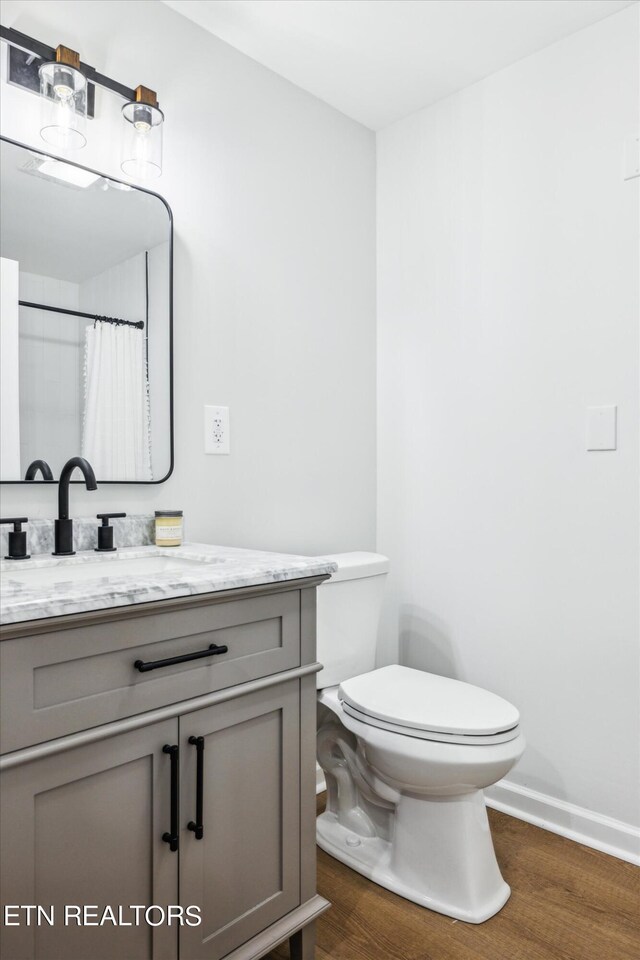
155, 510, 183, 517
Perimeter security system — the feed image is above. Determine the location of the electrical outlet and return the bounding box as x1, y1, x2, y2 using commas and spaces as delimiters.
204, 405, 230, 455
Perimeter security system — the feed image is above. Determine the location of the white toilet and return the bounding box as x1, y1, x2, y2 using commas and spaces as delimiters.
315, 552, 525, 924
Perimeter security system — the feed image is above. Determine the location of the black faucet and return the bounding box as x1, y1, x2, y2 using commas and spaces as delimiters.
53, 457, 98, 556
24, 459, 54, 481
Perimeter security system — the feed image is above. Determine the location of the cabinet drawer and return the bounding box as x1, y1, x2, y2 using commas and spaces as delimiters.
0, 591, 301, 754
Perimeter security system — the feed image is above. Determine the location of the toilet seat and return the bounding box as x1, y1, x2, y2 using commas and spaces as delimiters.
338, 664, 520, 745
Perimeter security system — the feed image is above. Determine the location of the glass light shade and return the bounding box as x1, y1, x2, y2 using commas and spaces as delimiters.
39, 61, 87, 149
121, 101, 163, 180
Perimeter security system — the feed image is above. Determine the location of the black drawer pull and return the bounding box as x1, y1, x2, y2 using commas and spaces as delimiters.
162, 744, 179, 852
187, 735, 205, 840
134, 643, 228, 673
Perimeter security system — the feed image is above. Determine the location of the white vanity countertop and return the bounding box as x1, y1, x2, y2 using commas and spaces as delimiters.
0, 542, 337, 626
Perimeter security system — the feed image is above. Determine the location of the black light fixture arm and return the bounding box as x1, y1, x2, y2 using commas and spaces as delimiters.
0, 25, 160, 107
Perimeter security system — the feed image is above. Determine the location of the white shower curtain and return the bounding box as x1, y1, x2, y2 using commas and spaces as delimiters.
82, 322, 152, 480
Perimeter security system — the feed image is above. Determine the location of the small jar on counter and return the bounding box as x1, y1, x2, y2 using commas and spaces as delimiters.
155, 510, 183, 547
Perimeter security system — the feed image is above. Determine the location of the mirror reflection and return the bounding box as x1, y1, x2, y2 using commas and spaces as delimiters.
0, 138, 172, 482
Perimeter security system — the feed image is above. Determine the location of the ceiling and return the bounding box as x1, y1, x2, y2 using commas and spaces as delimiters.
162, 0, 636, 129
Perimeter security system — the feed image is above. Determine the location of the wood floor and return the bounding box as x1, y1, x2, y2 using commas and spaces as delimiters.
268, 794, 640, 960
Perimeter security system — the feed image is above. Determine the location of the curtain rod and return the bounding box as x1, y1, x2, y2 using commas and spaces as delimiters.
19, 300, 144, 330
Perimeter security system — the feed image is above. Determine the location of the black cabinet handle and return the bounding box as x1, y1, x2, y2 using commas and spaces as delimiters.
162, 744, 179, 852
187, 736, 205, 840
134, 643, 228, 673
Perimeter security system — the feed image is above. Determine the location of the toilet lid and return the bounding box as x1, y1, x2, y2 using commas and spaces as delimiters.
339, 665, 519, 737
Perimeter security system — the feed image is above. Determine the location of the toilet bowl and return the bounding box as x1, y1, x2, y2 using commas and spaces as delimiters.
315, 555, 525, 923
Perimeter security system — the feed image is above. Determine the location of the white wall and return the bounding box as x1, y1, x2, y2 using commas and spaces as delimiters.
0, 0, 376, 555
19, 271, 84, 477
146, 241, 171, 482
377, 4, 639, 853
80, 254, 146, 325
0, 258, 21, 478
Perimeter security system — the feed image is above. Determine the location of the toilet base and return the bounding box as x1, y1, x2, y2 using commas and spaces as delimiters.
316, 792, 511, 924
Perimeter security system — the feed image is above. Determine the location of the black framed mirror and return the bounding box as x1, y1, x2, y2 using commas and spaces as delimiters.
0, 135, 173, 483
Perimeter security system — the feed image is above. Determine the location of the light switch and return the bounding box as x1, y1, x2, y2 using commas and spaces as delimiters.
586, 405, 617, 451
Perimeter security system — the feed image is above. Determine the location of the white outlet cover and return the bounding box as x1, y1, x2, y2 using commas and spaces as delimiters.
204, 405, 230, 455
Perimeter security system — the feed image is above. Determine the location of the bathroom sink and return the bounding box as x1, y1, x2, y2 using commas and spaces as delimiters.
2, 554, 222, 588
0, 540, 338, 625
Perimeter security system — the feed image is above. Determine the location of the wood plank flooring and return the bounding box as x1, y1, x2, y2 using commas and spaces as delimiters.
268, 794, 639, 960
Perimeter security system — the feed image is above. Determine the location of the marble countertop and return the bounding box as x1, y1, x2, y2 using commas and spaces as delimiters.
0, 542, 337, 626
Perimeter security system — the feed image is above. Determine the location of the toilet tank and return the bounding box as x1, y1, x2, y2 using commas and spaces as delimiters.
315, 552, 389, 689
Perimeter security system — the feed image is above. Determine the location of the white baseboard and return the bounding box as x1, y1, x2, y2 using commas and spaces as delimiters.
485, 779, 640, 866
315, 765, 639, 865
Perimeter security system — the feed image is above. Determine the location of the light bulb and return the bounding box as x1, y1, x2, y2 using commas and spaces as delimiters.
39, 55, 87, 150
52, 66, 75, 101
132, 104, 153, 133
133, 130, 150, 163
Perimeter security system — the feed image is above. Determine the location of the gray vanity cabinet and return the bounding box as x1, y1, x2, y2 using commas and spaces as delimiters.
0, 718, 179, 960
179, 680, 300, 960
0, 579, 329, 960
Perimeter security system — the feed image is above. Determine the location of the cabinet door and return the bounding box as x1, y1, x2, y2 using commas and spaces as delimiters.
0, 720, 179, 960
179, 681, 300, 960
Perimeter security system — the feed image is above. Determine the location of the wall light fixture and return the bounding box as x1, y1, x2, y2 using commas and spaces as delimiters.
38, 45, 87, 150
0, 25, 165, 180
121, 85, 164, 180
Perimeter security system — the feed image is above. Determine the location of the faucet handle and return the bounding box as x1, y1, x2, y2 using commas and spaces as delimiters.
0, 518, 30, 560
95, 513, 127, 552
